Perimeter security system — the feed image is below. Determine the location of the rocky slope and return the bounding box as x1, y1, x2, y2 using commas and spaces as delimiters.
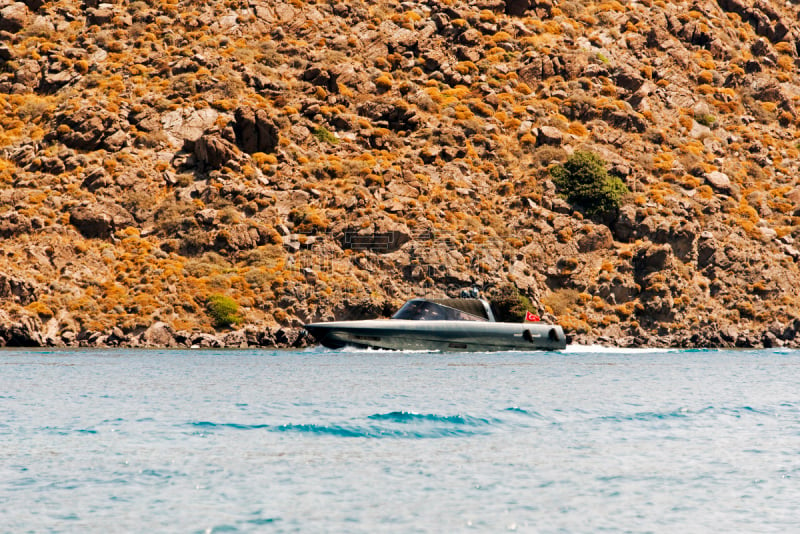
2, 0, 800, 348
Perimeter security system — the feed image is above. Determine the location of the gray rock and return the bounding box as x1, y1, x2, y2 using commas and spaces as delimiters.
634, 243, 672, 279
233, 107, 279, 154
577, 224, 613, 253
190, 332, 223, 348
0, 211, 33, 238
505, 0, 533, 17
194, 133, 240, 171
669, 222, 697, 261
0, 42, 14, 61
705, 171, 731, 193
162, 107, 219, 147
87, 5, 114, 25
0, 315, 43, 347
612, 205, 636, 242
69, 203, 134, 239
0, 273, 38, 305
140, 322, 177, 347
53, 106, 129, 151
220, 329, 248, 348
81, 168, 112, 192
69, 205, 114, 238
300, 66, 339, 93
13, 59, 40, 90
0, 3, 29, 33
214, 224, 266, 251
696, 231, 717, 269
534, 126, 563, 147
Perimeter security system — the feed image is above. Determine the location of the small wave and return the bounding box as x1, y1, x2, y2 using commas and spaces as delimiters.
597, 405, 775, 424
718, 405, 771, 417
598, 410, 690, 423
188, 421, 269, 430
244, 517, 280, 526
273, 423, 369, 438
677, 405, 773, 418
272, 422, 484, 439
503, 407, 544, 418
187, 414, 494, 438
41, 426, 99, 435
367, 411, 495, 426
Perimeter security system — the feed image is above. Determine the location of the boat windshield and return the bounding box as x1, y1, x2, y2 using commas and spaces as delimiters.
391, 300, 488, 321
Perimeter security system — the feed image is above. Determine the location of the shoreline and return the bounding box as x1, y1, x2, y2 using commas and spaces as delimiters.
1, 321, 797, 350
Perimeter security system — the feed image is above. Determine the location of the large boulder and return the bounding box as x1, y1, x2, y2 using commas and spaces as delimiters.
220, 329, 248, 348
534, 126, 563, 147
13, 59, 41, 91
69, 203, 134, 239
577, 224, 613, 253
214, 224, 270, 251
233, 107, 279, 154
140, 322, 177, 347
0, 273, 38, 305
612, 205, 637, 242
0, 3, 29, 33
162, 106, 219, 147
669, 222, 697, 262
300, 66, 339, 93
633, 243, 673, 280
188, 332, 223, 348
86, 4, 114, 25
80, 167, 113, 192
69, 205, 113, 238
696, 231, 718, 270
52, 106, 129, 151
0, 211, 33, 238
520, 53, 587, 82
194, 133, 239, 171
357, 101, 419, 132
705, 171, 732, 194
0, 315, 44, 347
505, 0, 533, 16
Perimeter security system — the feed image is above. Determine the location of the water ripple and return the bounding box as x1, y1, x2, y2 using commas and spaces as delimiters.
503, 406, 545, 418
366, 410, 496, 426
186, 412, 496, 439
4, 348, 800, 532
189, 421, 270, 430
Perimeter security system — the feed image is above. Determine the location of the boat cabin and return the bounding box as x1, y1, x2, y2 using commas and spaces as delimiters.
391, 298, 495, 322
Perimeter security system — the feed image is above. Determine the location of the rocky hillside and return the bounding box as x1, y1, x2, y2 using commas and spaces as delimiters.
2, 0, 800, 348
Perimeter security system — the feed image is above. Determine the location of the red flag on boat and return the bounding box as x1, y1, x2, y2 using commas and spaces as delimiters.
525, 311, 541, 322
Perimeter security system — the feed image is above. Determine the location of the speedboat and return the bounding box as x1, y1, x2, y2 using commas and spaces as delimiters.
303, 298, 566, 352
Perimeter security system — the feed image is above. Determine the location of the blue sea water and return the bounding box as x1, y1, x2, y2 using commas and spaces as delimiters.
1, 346, 799, 533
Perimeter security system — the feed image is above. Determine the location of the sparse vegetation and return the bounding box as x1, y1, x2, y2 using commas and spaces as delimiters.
0, 0, 798, 348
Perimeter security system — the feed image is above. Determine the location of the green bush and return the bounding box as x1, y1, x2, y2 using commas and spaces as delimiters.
550, 150, 629, 220
488, 284, 534, 323
695, 113, 716, 127
206, 294, 243, 327
312, 125, 339, 144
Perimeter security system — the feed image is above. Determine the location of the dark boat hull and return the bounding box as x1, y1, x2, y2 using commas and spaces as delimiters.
303, 319, 566, 352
